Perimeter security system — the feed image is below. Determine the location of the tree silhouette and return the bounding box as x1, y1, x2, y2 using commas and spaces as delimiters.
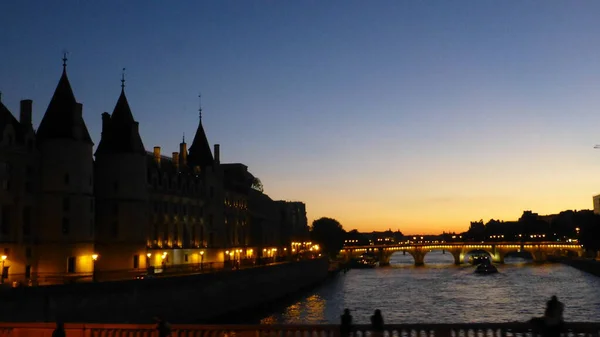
310, 217, 346, 258
251, 177, 264, 192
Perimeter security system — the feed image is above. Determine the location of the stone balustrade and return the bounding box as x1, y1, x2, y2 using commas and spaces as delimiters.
0, 322, 599, 337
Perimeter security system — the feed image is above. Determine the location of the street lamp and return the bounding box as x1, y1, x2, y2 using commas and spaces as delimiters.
200, 251, 204, 271
91, 254, 98, 282
0, 255, 6, 284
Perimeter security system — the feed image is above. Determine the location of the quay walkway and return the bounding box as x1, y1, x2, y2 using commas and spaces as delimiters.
0, 322, 599, 337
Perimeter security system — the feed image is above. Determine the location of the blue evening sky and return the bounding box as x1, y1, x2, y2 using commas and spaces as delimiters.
2, 1, 600, 233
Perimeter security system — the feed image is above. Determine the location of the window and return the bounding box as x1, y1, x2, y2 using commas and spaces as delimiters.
184, 254, 188, 262
111, 221, 118, 238
62, 217, 70, 234
64, 173, 69, 185
63, 197, 70, 212
67, 257, 75, 273
25, 247, 32, 258
133, 255, 139, 269
1, 207, 9, 235
25, 265, 31, 279
23, 207, 31, 236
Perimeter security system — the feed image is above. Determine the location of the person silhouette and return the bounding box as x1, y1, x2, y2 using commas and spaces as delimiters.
154, 316, 172, 337
340, 309, 353, 337
543, 295, 564, 337
51, 320, 65, 337
370, 309, 384, 337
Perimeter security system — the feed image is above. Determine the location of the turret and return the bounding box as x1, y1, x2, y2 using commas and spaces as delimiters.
93, 70, 149, 272
36, 56, 95, 277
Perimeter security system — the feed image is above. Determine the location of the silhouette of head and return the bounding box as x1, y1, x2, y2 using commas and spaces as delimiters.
551, 295, 558, 302
344, 309, 350, 315
56, 320, 64, 329
375, 309, 381, 316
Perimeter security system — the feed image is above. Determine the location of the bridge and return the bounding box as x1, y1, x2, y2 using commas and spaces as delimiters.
0, 322, 599, 337
342, 241, 584, 266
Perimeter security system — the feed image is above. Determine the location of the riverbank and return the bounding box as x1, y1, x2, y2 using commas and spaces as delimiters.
559, 258, 600, 277
0, 258, 330, 324
210, 260, 345, 324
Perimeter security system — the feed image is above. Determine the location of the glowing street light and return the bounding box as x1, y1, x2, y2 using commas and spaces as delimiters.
199, 251, 204, 271
0, 255, 6, 284
91, 253, 98, 282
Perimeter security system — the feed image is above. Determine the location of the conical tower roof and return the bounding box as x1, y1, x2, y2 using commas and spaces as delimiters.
36, 60, 93, 144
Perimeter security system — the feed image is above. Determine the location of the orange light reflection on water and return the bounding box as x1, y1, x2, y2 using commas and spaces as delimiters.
260, 294, 326, 324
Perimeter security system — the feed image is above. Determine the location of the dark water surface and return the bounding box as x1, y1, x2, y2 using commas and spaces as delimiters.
250, 251, 600, 324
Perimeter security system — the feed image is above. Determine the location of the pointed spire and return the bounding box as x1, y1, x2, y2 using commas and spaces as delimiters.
95, 70, 145, 156
36, 56, 93, 144
188, 94, 214, 168
111, 70, 134, 124
183, 132, 185, 143
121, 68, 126, 91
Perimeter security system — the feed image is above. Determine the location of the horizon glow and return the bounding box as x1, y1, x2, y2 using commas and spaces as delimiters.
2, 1, 600, 235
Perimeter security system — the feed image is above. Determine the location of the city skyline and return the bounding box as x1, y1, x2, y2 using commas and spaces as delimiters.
3, 1, 600, 234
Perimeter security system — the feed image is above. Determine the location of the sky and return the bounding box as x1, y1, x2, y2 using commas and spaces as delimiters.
2, 1, 600, 235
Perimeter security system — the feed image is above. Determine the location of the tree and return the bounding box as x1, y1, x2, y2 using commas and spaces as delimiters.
310, 217, 346, 258
251, 177, 264, 192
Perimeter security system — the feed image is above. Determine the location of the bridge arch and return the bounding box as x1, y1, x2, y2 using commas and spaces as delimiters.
344, 242, 584, 267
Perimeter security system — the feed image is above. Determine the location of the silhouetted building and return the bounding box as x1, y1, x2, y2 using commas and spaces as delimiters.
593, 195, 600, 215
0, 60, 306, 285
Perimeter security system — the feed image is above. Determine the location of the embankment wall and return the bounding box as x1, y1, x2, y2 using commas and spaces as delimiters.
0, 258, 329, 324
561, 258, 600, 277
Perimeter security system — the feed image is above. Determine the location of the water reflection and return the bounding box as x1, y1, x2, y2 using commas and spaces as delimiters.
257, 251, 600, 324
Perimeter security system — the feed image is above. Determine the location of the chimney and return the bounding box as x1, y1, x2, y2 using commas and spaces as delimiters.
19, 100, 32, 125
101, 112, 111, 134
179, 142, 187, 167
153, 147, 161, 166
172, 152, 180, 171
214, 144, 220, 165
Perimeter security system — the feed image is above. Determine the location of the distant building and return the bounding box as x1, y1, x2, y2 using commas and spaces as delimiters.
0, 60, 306, 285
593, 195, 600, 215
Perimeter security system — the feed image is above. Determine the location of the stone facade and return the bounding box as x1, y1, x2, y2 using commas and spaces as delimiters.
0, 62, 309, 286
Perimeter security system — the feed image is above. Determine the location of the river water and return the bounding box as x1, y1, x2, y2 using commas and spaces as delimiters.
250, 251, 600, 324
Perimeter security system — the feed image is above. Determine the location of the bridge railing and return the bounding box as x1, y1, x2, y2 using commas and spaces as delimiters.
0, 322, 599, 337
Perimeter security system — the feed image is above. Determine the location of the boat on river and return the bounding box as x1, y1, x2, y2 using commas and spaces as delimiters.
350, 254, 378, 269
474, 260, 498, 274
